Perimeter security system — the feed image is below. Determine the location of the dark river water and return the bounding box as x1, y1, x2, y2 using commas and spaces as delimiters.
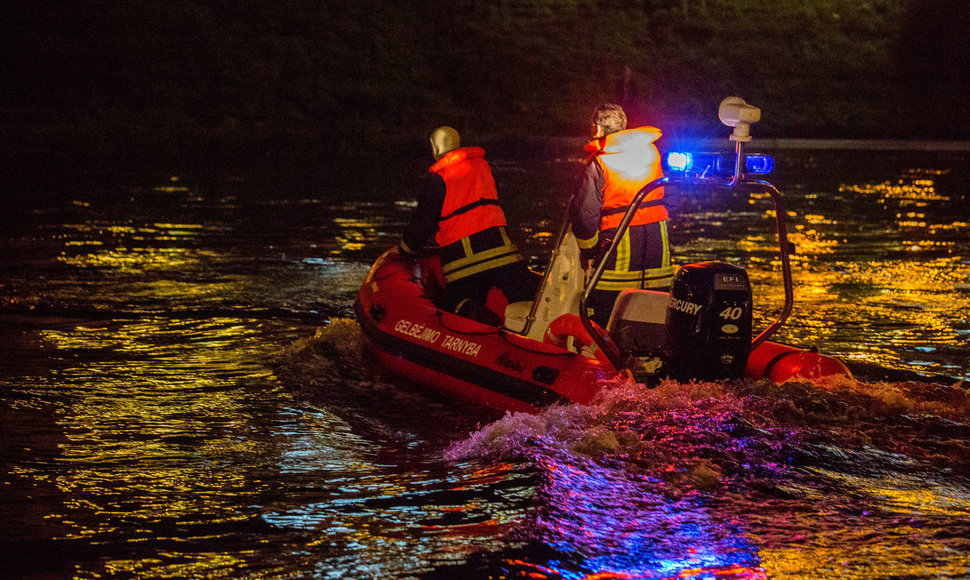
2, 147, 969, 578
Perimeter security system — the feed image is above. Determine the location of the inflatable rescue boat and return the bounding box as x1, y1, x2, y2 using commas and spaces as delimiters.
355, 98, 852, 413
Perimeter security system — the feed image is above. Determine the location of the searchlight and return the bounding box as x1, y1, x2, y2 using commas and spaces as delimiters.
718, 96, 761, 143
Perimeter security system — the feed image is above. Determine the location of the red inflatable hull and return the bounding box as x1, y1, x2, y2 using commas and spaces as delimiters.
354, 248, 616, 413
745, 340, 852, 383
355, 248, 851, 412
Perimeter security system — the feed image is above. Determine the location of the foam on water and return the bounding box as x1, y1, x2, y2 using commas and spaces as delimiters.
276, 318, 371, 384
448, 375, 969, 482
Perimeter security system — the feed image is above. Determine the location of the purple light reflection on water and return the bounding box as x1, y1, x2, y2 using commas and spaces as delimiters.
445, 382, 770, 578
445, 376, 970, 578
533, 462, 765, 579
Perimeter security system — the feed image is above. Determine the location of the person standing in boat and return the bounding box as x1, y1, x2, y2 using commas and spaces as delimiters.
399, 126, 533, 324
569, 103, 675, 327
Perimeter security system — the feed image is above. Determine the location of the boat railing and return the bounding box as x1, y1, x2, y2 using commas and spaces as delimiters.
510, 206, 573, 338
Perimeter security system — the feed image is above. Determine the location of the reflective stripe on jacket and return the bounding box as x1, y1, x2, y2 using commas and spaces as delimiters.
439, 226, 524, 284
594, 221, 675, 291
430, 147, 507, 247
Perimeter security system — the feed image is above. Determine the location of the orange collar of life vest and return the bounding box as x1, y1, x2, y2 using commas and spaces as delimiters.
429, 147, 486, 174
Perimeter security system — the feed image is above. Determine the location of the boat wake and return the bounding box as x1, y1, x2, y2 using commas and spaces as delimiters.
275, 318, 374, 387
446, 375, 970, 490
441, 377, 970, 578
274, 318, 495, 446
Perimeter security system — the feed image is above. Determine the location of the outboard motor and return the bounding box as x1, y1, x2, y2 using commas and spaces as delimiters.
665, 262, 752, 381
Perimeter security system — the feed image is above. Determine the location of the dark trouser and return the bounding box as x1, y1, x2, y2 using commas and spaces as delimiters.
445, 259, 536, 315
587, 220, 674, 328
439, 226, 537, 319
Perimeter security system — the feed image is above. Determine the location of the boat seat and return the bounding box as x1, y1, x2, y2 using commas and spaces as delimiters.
503, 301, 532, 333
606, 289, 670, 355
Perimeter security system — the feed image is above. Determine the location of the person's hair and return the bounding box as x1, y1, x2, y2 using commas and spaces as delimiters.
592, 104, 627, 135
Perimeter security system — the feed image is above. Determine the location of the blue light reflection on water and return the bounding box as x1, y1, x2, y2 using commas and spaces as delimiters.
532, 459, 764, 579
439, 388, 764, 579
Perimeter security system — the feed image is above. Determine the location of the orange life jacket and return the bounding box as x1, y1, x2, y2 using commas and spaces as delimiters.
586, 127, 667, 231
431, 147, 507, 247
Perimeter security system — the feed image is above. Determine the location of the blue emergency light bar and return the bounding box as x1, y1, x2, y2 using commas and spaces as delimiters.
741, 154, 774, 174
666, 152, 693, 172
663, 151, 774, 176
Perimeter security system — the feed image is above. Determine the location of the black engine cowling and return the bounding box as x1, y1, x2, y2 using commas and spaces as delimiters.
665, 261, 752, 381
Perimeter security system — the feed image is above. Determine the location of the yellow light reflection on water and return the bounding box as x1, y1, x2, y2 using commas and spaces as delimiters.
841, 171, 950, 202
754, 467, 970, 578
28, 317, 283, 577
104, 552, 250, 579
152, 176, 191, 193
333, 216, 383, 252
747, 255, 970, 372
32, 200, 296, 576
734, 164, 970, 378
759, 539, 970, 578
57, 222, 225, 274
60, 247, 224, 273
